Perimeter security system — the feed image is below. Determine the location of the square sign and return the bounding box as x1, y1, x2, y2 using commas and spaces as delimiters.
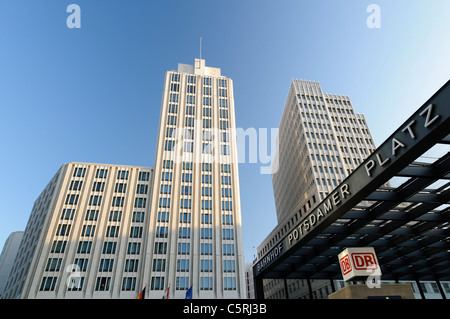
338, 247, 382, 281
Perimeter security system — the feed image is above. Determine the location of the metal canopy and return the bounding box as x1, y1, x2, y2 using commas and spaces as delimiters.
254, 80, 450, 298
263, 149, 450, 281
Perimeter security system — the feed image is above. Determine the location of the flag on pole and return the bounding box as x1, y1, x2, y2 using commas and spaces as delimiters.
162, 286, 170, 299
136, 287, 146, 299
185, 286, 193, 299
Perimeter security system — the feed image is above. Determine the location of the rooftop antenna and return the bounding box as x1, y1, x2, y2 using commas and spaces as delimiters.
199, 37, 202, 60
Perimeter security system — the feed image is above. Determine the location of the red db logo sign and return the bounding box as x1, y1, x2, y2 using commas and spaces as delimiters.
338, 247, 381, 281
340, 254, 352, 275
352, 253, 378, 270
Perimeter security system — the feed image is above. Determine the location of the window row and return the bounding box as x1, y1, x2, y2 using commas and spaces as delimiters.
50, 240, 141, 255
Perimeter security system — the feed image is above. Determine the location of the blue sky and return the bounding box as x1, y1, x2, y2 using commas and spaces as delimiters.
0, 0, 449, 263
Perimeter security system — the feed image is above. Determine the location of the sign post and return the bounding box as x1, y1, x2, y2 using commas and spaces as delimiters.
338, 247, 381, 282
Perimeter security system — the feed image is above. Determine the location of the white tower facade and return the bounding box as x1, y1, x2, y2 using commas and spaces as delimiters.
143, 59, 246, 299
258, 79, 377, 299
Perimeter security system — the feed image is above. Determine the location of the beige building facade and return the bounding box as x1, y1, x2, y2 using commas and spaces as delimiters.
2, 162, 153, 299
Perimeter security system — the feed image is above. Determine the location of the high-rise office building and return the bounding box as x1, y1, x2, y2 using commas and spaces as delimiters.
271, 79, 376, 224
143, 59, 246, 299
0, 231, 24, 297
2, 162, 153, 299
2, 59, 245, 299
258, 79, 377, 298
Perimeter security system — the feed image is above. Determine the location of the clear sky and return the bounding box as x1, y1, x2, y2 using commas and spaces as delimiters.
1, 0, 449, 263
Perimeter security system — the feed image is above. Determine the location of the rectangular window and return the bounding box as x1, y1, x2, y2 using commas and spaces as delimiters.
117, 170, 129, 180
201, 199, 212, 210
202, 143, 212, 154
122, 277, 136, 291
220, 99, 228, 107
176, 276, 189, 290
45, 258, 62, 272
65, 194, 79, 205
221, 176, 231, 185
222, 214, 233, 225
202, 213, 212, 224
96, 168, 108, 179
138, 171, 149, 181
98, 259, 114, 272
177, 243, 190, 255
73, 258, 88, 272
56, 224, 71, 237
132, 211, 145, 222
67, 277, 84, 291
177, 259, 190, 272
223, 277, 236, 290
73, 167, 86, 178
39, 277, 57, 291
200, 260, 213, 272
109, 210, 122, 222
124, 259, 139, 272
114, 183, 127, 193
81, 225, 95, 237
95, 277, 111, 291
127, 242, 141, 255
221, 200, 232, 211
156, 226, 168, 238
85, 209, 99, 221
201, 243, 213, 255
136, 184, 148, 194
158, 197, 170, 208
200, 277, 213, 290
152, 258, 166, 272
61, 209, 75, 220
203, 119, 211, 128
129, 226, 143, 238
76, 241, 92, 254
184, 141, 193, 152
111, 196, 124, 207
223, 244, 235, 256
102, 241, 117, 254
181, 185, 191, 195
92, 182, 104, 192
201, 227, 213, 239
154, 242, 167, 254
106, 226, 119, 238
182, 173, 192, 182
135, 197, 147, 208
222, 228, 234, 240
161, 172, 172, 181
69, 180, 83, 191
178, 227, 190, 239
157, 211, 169, 222
150, 276, 165, 290
180, 198, 191, 209
202, 174, 212, 184
223, 260, 236, 273
202, 187, 212, 196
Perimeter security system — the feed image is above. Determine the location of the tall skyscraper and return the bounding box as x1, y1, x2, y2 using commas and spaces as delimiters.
258, 79, 377, 298
143, 59, 246, 299
2, 163, 154, 299
271, 79, 376, 224
2, 59, 245, 300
